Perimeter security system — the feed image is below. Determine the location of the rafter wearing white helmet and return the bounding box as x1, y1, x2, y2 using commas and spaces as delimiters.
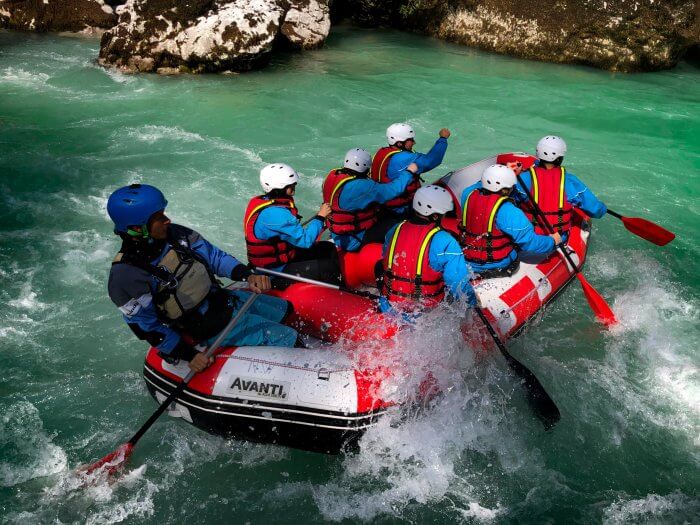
413, 185, 454, 217
481, 164, 517, 193
259, 163, 299, 193
536, 136, 567, 163
386, 123, 416, 146
343, 148, 371, 174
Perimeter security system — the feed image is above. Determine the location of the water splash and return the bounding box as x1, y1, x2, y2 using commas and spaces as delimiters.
0, 401, 67, 487
602, 491, 700, 524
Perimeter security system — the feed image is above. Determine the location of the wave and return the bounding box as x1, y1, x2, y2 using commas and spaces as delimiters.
602, 491, 700, 524
116, 125, 263, 164
7, 282, 47, 311
592, 252, 700, 447
0, 401, 67, 487
0, 67, 50, 89
54, 230, 114, 286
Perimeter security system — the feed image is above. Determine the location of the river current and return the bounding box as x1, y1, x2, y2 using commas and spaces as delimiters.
0, 26, 698, 524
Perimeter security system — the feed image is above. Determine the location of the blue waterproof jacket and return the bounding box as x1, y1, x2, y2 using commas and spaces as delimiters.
254, 203, 325, 270
384, 137, 449, 215
514, 161, 607, 219
378, 222, 476, 312
332, 170, 414, 252
108, 225, 294, 355
459, 182, 556, 273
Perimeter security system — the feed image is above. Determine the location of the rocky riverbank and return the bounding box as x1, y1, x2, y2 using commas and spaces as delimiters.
98, 0, 330, 74
334, 0, 700, 73
0, 0, 116, 33
1, 0, 698, 73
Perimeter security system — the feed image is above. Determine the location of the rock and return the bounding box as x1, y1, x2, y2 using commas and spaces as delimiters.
0, 0, 117, 32
282, 0, 331, 49
155, 66, 181, 75
99, 0, 331, 74
335, 0, 699, 72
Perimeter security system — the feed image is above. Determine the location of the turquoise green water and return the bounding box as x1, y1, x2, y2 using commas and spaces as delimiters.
1, 26, 699, 524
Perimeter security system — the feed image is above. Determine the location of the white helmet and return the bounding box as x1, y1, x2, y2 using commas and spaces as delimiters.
536, 135, 567, 162
481, 164, 517, 192
386, 123, 415, 146
413, 185, 453, 216
260, 163, 299, 193
343, 148, 371, 173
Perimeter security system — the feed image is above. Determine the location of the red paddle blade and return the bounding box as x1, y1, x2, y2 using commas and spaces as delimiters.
621, 216, 675, 246
78, 443, 134, 477
576, 274, 618, 326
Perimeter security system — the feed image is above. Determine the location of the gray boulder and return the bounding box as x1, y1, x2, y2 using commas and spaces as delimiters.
98, 0, 331, 74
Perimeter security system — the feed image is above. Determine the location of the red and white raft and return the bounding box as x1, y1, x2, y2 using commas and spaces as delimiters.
143, 153, 591, 453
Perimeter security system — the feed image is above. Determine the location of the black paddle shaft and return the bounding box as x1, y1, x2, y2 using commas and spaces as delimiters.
605, 209, 623, 219
473, 307, 560, 429
514, 173, 581, 275
128, 380, 188, 445
127, 292, 258, 447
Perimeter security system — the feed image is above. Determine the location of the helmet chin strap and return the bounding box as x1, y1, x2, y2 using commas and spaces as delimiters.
126, 225, 150, 239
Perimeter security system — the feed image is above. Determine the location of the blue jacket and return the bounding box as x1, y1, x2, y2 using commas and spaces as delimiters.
332, 170, 414, 252
254, 201, 325, 270
379, 221, 476, 312
384, 137, 449, 215
459, 182, 555, 273
514, 162, 607, 219
108, 225, 246, 355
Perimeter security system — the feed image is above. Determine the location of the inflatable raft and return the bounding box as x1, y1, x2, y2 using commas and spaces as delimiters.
143, 153, 591, 453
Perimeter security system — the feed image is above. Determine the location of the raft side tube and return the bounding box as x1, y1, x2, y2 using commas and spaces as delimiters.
143, 345, 395, 453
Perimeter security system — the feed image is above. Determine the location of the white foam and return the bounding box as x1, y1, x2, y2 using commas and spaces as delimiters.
54, 230, 113, 285
115, 125, 263, 164
0, 67, 50, 89
8, 282, 47, 311
0, 401, 67, 487
306, 304, 522, 521
602, 491, 700, 524
123, 124, 206, 144
83, 476, 158, 524
101, 65, 137, 84
581, 252, 700, 449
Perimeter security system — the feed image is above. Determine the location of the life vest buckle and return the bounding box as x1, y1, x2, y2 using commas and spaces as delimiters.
162, 273, 179, 290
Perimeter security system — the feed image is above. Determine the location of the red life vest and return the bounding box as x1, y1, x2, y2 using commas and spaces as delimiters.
370, 146, 421, 210
458, 189, 515, 264
244, 196, 298, 268
382, 220, 445, 308
322, 169, 379, 236
522, 166, 572, 235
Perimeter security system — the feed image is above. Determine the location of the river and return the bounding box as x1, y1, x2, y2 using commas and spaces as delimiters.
0, 26, 698, 524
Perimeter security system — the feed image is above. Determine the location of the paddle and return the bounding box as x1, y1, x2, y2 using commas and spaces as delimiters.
257, 267, 559, 427
254, 267, 380, 300
473, 308, 560, 429
606, 209, 675, 246
78, 292, 259, 478
515, 173, 618, 326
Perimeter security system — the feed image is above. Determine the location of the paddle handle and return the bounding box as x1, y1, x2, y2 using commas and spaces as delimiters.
254, 267, 381, 300
128, 292, 258, 446
606, 209, 622, 219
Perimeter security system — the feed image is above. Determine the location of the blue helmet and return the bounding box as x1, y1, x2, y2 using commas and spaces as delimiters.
107, 184, 168, 234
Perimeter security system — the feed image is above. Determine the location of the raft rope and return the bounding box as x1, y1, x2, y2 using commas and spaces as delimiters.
215, 353, 353, 374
